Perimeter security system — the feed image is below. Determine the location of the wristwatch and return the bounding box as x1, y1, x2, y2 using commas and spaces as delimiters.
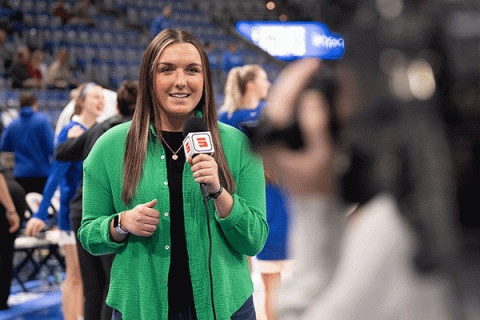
113, 212, 129, 235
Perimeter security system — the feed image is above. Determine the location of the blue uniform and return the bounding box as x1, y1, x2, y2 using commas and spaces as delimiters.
222, 50, 244, 73
34, 120, 85, 231
219, 102, 290, 260
1, 106, 54, 178
218, 102, 264, 134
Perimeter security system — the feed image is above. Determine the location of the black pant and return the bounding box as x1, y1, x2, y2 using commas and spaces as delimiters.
15, 177, 48, 195
71, 215, 115, 320
0, 178, 26, 309
112, 295, 256, 319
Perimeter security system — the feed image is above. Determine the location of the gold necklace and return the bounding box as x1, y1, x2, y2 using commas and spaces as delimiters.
161, 136, 183, 160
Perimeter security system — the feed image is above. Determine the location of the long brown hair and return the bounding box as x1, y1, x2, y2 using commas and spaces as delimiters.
122, 29, 235, 205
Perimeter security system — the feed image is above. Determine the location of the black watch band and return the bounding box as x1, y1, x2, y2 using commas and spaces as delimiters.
207, 185, 224, 200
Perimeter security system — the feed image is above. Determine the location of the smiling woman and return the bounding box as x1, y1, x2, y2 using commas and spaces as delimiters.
154, 42, 205, 130
78, 29, 268, 320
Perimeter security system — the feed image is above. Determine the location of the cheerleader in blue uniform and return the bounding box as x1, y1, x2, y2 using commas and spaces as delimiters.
25, 83, 105, 320
219, 65, 290, 320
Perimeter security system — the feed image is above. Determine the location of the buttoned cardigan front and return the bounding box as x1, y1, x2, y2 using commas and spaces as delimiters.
78, 118, 268, 320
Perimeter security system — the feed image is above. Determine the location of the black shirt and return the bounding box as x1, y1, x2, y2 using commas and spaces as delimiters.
162, 131, 196, 315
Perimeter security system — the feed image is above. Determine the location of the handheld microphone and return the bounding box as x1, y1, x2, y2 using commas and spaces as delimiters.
182, 117, 215, 198
183, 116, 218, 319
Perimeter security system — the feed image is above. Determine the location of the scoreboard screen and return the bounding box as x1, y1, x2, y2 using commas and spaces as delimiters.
236, 21, 344, 60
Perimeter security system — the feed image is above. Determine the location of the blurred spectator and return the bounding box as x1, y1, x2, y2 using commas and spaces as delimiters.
53, 1, 73, 26
70, 0, 95, 27
27, 49, 48, 89
150, 5, 172, 38
30, 49, 48, 80
0, 0, 23, 36
0, 170, 26, 310
204, 41, 220, 79
46, 49, 78, 89
0, 92, 54, 195
222, 42, 244, 74
0, 28, 13, 70
6, 46, 40, 88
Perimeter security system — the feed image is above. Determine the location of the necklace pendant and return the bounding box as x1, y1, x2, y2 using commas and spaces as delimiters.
172, 154, 178, 160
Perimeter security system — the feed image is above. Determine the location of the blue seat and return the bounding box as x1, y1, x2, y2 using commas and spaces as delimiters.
114, 32, 127, 46
22, 0, 34, 12
45, 90, 60, 109
34, 0, 48, 14
36, 91, 48, 108
112, 46, 127, 64
0, 90, 7, 105
98, 46, 112, 63
78, 30, 90, 45
65, 29, 77, 46
90, 30, 103, 45
128, 63, 140, 80
102, 31, 114, 45
84, 45, 98, 62
52, 29, 64, 45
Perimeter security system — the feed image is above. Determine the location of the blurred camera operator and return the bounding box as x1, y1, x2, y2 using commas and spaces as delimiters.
250, 58, 466, 319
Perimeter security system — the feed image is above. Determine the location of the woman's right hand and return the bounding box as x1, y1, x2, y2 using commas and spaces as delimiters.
120, 199, 160, 237
25, 217, 46, 237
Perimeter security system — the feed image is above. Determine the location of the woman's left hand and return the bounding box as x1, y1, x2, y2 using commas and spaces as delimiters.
188, 154, 221, 194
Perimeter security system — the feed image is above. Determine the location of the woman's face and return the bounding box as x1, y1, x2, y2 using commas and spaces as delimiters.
251, 69, 271, 100
154, 42, 204, 128
82, 86, 105, 119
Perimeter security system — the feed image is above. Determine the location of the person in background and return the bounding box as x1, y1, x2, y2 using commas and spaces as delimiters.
0, 0, 23, 37
78, 29, 268, 320
218, 65, 269, 131
1, 92, 54, 195
253, 58, 465, 319
0, 171, 26, 310
0, 29, 14, 70
55, 80, 138, 320
54, 86, 118, 142
52, 1, 73, 26
7, 46, 38, 89
204, 41, 220, 80
25, 83, 105, 320
222, 42, 244, 75
150, 5, 172, 38
69, 0, 95, 27
219, 65, 290, 320
45, 49, 78, 90
28, 49, 48, 88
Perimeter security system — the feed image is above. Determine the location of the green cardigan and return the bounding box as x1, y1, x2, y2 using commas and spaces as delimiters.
78, 119, 268, 320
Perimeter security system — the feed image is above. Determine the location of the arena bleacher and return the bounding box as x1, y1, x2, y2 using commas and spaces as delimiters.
1, 0, 283, 127
0, 2, 286, 318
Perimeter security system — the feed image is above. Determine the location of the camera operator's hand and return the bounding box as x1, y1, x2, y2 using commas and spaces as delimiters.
259, 58, 337, 196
